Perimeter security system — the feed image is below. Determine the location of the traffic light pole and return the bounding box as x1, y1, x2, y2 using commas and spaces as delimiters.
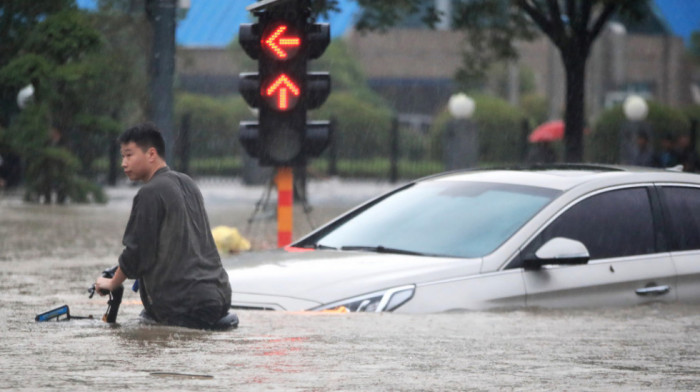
275, 167, 294, 247
239, 0, 331, 248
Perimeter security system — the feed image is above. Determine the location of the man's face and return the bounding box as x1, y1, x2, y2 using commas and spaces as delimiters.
121, 142, 152, 182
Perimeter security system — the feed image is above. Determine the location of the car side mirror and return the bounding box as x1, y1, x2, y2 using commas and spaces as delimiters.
524, 237, 590, 270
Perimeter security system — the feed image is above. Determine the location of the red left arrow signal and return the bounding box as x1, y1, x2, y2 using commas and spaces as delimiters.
265, 74, 301, 110
263, 25, 301, 59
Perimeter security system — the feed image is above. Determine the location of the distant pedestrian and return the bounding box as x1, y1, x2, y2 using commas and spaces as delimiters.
676, 134, 699, 172
656, 134, 679, 168
632, 131, 655, 167
527, 141, 557, 164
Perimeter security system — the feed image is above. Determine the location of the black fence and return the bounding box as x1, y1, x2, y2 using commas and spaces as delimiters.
313, 114, 443, 182
168, 113, 446, 184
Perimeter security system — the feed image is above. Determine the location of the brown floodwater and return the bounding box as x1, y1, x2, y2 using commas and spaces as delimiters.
1, 182, 699, 391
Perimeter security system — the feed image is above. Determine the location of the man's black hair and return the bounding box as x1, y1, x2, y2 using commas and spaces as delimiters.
118, 122, 165, 157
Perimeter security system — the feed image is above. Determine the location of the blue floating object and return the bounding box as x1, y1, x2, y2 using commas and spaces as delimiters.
35, 305, 70, 322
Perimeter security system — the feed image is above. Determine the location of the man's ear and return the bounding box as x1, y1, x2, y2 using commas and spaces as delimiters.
147, 147, 158, 162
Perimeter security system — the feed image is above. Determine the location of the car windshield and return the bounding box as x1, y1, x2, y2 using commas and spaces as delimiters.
313, 180, 561, 258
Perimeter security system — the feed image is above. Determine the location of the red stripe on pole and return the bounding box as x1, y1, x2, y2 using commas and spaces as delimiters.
278, 189, 293, 206
278, 231, 293, 247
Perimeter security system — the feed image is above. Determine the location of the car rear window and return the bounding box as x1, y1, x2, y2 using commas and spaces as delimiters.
314, 181, 560, 258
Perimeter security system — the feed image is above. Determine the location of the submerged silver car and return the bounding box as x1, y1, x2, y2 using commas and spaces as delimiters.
222, 165, 700, 312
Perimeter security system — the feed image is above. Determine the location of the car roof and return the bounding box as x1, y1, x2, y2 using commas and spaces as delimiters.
423, 164, 700, 192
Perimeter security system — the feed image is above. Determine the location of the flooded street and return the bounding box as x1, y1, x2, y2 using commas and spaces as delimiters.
1, 180, 700, 391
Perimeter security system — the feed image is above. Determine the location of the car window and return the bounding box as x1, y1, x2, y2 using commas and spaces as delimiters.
311, 181, 560, 258
661, 186, 700, 251
522, 187, 656, 261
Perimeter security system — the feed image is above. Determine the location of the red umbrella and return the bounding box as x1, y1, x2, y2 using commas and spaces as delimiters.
529, 120, 564, 143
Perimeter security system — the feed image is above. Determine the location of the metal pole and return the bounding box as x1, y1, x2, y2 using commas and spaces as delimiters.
178, 113, 191, 174
690, 119, 698, 151
521, 118, 530, 163
390, 115, 399, 183
328, 116, 338, 176
293, 165, 307, 204
108, 139, 118, 186
146, 0, 176, 164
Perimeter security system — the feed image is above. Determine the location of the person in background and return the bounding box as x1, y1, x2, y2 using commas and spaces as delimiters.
656, 134, 678, 168
632, 131, 655, 167
676, 134, 699, 172
527, 141, 557, 164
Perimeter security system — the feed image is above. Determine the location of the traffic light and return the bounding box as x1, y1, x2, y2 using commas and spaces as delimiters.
239, 0, 331, 166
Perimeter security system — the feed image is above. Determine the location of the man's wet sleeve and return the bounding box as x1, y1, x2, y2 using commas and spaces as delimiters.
118, 191, 162, 279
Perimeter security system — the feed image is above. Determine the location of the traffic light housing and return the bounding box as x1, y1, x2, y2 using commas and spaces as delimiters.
239, 0, 331, 166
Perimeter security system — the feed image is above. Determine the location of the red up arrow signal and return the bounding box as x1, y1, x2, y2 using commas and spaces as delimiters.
265, 74, 301, 110
263, 25, 301, 59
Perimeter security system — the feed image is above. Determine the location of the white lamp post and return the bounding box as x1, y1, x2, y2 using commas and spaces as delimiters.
620, 94, 651, 165
623, 95, 648, 122
448, 93, 475, 120
445, 93, 478, 169
17, 84, 34, 109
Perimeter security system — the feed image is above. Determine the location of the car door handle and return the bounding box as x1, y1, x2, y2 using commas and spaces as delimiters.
635, 285, 670, 297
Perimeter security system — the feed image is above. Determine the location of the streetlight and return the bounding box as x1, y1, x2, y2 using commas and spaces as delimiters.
620, 94, 651, 165
623, 95, 648, 122
0, 84, 35, 188
448, 93, 475, 120
17, 84, 34, 109
445, 93, 478, 170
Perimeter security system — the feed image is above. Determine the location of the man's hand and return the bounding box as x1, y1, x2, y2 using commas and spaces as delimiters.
94, 266, 127, 296
94, 276, 114, 295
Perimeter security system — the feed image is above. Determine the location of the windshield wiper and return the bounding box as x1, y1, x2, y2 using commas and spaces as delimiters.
291, 243, 337, 250
315, 244, 338, 250
340, 245, 426, 256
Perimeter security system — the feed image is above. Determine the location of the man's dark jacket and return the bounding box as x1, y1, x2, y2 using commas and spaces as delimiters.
118, 167, 231, 324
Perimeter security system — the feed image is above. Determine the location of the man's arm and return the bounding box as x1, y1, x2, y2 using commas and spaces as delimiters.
95, 266, 127, 295
119, 189, 163, 279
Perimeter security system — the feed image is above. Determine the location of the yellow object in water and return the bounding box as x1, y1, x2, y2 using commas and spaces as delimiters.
211, 226, 251, 254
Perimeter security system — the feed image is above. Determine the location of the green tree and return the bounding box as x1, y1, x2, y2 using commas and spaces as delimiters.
87, 0, 179, 161
315, 0, 649, 163
0, 7, 122, 203
0, 0, 76, 126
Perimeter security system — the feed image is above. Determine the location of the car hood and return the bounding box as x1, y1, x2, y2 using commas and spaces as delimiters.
221, 249, 481, 310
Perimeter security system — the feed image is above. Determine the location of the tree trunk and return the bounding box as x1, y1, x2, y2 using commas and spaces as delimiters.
562, 51, 587, 163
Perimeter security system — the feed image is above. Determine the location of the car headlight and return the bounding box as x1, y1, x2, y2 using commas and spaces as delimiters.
312, 285, 415, 313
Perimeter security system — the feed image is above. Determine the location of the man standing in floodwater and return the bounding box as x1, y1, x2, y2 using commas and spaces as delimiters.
94, 122, 232, 329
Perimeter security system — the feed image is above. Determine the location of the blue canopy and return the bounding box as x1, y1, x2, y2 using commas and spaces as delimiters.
77, 0, 699, 47
653, 0, 700, 45
76, 0, 359, 47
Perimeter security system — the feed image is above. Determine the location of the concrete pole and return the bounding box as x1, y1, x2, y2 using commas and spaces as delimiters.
508, 60, 520, 107
147, 0, 176, 164
546, 41, 558, 120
